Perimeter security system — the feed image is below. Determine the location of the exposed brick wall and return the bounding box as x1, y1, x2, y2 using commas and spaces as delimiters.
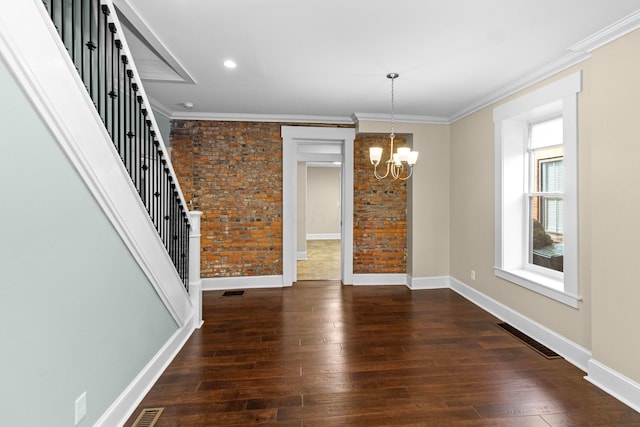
353, 134, 407, 274
170, 121, 407, 278
171, 121, 283, 277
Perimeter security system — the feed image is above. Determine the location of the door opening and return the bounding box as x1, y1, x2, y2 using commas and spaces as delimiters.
297, 161, 342, 281
281, 126, 355, 286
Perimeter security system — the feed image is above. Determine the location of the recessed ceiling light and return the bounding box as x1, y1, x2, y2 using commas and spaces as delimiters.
223, 59, 237, 69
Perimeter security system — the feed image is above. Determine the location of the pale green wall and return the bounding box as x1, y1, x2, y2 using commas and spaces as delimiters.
153, 109, 171, 148
0, 60, 178, 426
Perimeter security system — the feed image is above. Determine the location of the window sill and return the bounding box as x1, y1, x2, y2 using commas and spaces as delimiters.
494, 267, 581, 308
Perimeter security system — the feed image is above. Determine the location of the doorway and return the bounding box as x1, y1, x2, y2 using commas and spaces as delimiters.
281, 126, 355, 286
297, 162, 342, 281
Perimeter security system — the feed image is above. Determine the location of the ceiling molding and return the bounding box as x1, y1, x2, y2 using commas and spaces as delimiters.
448, 50, 590, 123
569, 9, 640, 53
449, 9, 640, 123
352, 113, 450, 125
169, 111, 355, 125
112, 0, 196, 84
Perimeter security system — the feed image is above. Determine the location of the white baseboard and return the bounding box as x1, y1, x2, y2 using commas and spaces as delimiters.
408, 275, 451, 290
306, 233, 341, 240
352, 273, 407, 286
586, 359, 640, 413
94, 318, 195, 427
297, 251, 307, 260
449, 276, 591, 371
202, 275, 285, 290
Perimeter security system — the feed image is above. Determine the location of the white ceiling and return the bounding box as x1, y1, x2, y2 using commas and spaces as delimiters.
113, 0, 640, 123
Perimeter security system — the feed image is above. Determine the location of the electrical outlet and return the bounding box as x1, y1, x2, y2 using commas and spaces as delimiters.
470, 270, 476, 280
75, 391, 87, 425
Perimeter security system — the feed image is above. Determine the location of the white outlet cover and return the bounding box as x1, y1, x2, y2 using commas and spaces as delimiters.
75, 391, 87, 425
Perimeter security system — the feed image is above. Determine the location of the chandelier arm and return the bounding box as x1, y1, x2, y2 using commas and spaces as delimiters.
373, 160, 392, 180
399, 164, 414, 181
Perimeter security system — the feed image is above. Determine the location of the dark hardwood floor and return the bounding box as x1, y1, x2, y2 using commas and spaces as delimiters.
126, 281, 640, 426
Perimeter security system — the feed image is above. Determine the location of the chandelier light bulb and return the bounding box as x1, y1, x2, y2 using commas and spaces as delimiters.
407, 151, 419, 166
370, 147, 383, 165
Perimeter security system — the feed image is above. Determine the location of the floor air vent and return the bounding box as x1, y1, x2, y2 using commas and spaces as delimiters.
131, 408, 164, 427
222, 290, 245, 297
496, 322, 562, 359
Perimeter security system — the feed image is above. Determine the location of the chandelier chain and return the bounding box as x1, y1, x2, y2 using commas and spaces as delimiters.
390, 74, 395, 138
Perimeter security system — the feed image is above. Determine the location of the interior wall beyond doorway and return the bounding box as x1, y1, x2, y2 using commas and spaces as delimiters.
307, 165, 341, 238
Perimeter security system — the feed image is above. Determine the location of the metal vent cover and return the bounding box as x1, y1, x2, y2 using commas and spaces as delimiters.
131, 407, 164, 427
496, 322, 562, 359
222, 290, 245, 297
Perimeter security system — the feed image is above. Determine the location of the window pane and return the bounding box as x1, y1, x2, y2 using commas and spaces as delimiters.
529, 195, 564, 272
541, 159, 564, 192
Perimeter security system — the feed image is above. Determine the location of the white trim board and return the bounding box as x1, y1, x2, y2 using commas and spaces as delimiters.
202, 275, 285, 290
94, 317, 195, 427
449, 277, 591, 371
296, 251, 308, 261
408, 276, 450, 290
352, 274, 407, 286
306, 233, 341, 240
586, 359, 640, 413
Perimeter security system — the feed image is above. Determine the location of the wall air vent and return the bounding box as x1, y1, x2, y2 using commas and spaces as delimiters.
496, 322, 562, 359
131, 407, 164, 427
222, 290, 245, 297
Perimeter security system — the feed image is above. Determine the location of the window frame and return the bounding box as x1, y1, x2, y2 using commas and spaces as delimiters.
493, 72, 581, 308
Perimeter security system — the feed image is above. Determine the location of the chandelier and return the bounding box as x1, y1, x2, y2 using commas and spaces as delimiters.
369, 73, 418, 180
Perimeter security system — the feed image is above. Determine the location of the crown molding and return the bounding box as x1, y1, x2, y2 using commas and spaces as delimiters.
352, 112, 450, 125
449, 8, 640, 123
448, 50, 590, 123
112, 0, 196, 85
169, 111, 355, 124
569, 9, 640, 53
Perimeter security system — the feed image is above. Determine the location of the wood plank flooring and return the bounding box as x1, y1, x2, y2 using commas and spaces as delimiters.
126, 282, 640, 426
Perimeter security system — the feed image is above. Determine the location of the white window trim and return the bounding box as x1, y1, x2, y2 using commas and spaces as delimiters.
493, 72, 581, 308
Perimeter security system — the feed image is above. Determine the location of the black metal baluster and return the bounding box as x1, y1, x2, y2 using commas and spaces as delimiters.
173, 186, 179, 264
160, 156, 165, 240
156, 144, 162, 231
87, 0, 96, 100
126, 70, 134, 172
114, 40, 122, 153
137, 96, 144, 193
80, 0, 84, 81
108, 23, 117, 142
61, 0, 66, 48
70, 0, 76, 62
131, 83, 138, 179
101, 5, 109, 122
142, 113, 150, 209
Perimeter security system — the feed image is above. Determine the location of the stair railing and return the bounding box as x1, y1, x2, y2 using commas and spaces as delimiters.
41, 0, 191, 290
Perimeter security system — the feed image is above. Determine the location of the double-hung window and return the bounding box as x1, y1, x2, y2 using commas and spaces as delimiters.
494, 72, 581, 308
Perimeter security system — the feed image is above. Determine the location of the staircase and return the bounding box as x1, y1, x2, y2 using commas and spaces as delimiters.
0, 2, 202, 424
